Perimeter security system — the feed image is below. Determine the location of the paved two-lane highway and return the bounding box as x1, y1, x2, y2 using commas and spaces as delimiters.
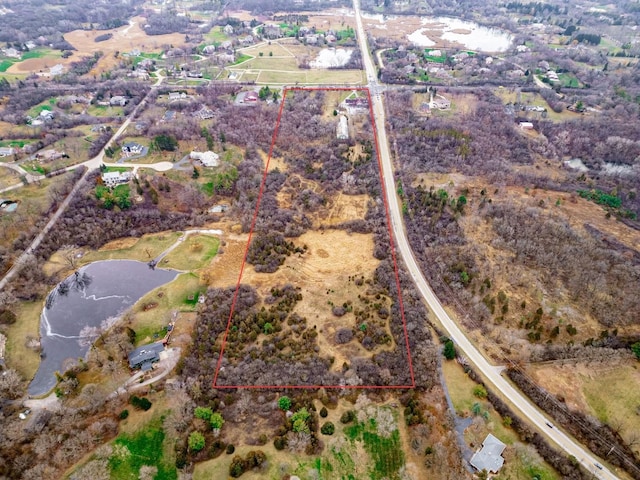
352, 1, 621, 478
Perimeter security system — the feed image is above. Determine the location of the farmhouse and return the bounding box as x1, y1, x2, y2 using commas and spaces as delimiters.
470, 434, 506, 474
190, 150, 219, 167
128, 342, 164, 371
337, 115, 349, 140
101, 171, 131, 187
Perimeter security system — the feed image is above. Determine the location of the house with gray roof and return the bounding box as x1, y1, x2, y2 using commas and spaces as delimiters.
128, 342, 164, 371
470, 433, 506, 473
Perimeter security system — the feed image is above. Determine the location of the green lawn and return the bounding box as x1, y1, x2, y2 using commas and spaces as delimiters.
108, 416, 177, 480
0, 139, 31, 148
132, 273, 203, 345
0, 60, 15, 72
79, 231, 181, 264
162, 234, 219, 271
205, 28, 229, 44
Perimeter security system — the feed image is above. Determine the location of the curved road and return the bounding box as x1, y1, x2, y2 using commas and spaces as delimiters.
352, 1, 621, 479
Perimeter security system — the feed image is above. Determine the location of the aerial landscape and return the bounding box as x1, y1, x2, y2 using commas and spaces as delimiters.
0, 0, 639, 479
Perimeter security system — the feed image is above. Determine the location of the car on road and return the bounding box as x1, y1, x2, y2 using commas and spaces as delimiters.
545, 421, 553, 428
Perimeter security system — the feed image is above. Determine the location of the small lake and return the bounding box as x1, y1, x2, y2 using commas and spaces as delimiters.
28, 260, 179, 396
408, 17, 513, 52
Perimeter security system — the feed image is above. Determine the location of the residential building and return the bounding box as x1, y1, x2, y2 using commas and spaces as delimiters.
122, 142, 144, 157
223, 24, 234, 35
242, 91, 259, 104
4, 48, 20, 58
519, 121, 534, 130
36, 149, 65, 162
0, 147, 15, 157
263, 24, 282, 39
202, 45, 217, 55
128, 342, 164, 371
190, 150, 219, 167
101, 171, 131, 187
470, 434, 506, 474
193, 106, 215, 120
110, 95, 128, 106
169, 92, 187, 101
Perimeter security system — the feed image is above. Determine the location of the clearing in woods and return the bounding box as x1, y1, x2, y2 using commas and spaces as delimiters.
212, 87, 414, 388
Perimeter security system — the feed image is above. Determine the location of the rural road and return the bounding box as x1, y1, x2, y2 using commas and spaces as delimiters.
352, 1, 622, 479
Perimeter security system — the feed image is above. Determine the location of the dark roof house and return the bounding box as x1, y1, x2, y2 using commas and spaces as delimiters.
128, 342, 164, 371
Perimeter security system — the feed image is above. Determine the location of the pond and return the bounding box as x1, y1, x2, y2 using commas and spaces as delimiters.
28, 260, 179, 396
408, 17, 513, 52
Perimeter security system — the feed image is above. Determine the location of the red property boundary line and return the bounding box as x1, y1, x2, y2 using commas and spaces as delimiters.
212, 86, 415, 389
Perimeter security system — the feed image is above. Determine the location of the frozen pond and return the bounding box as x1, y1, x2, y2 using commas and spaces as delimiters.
28, 260, 179, 396
408, 17, 513, 52
310, 48, 353, 68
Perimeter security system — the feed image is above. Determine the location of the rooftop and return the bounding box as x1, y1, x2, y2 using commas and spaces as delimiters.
470, 433, 506, 473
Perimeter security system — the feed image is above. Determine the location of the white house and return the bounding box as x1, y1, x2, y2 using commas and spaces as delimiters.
101, 171, 131, 187
190, 151, 219, 167
110, 96, 128, 106
169, 92, 187, 101
519, 121, 534, 130
0, 147, 16, 157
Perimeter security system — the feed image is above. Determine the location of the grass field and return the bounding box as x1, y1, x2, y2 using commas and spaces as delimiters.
0, 166, 20, 189
162, 234, 219, 271
3, 300, 43, 381
193, 403, 407, 480
78, 231, 181, 265
131, 273, 203, 346
86, 104, 125, 117
530, 361, 640, 453
227, 39, 364, 85
109, 416, 177, 479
